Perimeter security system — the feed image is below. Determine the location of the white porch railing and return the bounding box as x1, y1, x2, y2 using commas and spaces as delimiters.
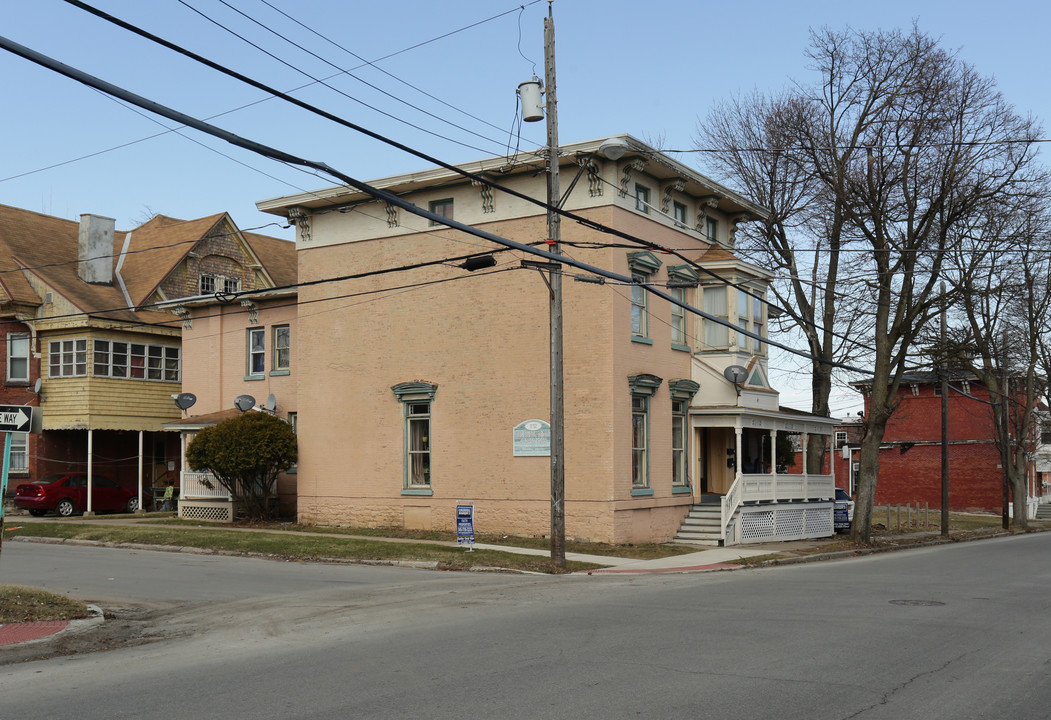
721, 473, 836, 545
181, 471, 231, 500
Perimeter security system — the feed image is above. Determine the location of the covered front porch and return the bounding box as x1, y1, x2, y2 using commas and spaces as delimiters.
680, 407, 838, 546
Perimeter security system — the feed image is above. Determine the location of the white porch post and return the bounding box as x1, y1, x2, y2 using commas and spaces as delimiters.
137, 430, 144, 513
769, 429, 777, 497
735, 423, 743, 484
86, 429, 94, 515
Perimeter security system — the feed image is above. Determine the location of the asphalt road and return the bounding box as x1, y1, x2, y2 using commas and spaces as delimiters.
2, 534, 1050, 719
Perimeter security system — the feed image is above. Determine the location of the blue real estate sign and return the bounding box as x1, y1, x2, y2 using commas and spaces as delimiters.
456, 503, 475, 548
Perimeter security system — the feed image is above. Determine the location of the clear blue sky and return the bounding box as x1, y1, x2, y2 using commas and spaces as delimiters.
3, 0, 1048, 416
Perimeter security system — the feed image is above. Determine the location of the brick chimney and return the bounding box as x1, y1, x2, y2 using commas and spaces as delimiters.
78, 214, 115, 284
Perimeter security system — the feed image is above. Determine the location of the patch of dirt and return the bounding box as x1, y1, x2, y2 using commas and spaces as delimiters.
0, 607, 175, 665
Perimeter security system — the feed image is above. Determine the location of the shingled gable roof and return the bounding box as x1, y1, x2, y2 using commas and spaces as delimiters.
118, 212, 229, 307
121, 213, 296, 305
0, 204, 157, 324
242, 230, 296, 288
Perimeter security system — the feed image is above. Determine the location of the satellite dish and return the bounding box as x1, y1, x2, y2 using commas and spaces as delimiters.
234, 394, 256, 413
174, 393, 197, 410
33, 378, 42, 394
723, 365, 748, 385
265, 394, 277, 412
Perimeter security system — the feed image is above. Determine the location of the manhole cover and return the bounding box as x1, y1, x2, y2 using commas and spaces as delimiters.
889, 599, 945, 607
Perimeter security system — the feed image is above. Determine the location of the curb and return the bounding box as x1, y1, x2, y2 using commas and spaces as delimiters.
0, 604, 103, 648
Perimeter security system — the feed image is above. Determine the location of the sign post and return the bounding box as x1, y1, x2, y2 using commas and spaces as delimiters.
0, 405, 37, 557
456, 503, 475, 552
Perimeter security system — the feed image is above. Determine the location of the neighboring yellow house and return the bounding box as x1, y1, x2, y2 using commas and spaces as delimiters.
258, 136, 837, 545
0, 204, 293, 516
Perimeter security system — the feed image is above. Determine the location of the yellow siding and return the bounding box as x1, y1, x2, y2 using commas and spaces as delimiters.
41, 328, 182, 431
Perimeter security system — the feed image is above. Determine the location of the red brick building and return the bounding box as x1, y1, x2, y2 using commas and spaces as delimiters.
840, 374, 1040, 514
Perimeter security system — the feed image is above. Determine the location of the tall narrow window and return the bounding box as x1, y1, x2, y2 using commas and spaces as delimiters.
673, 201, 688, 226
668, 265, 699, 352
670, 287, 686, 347
706, 217, 718, 244
247, 328, 265, 376
703, 287, 729, 347
287, 412, 298, 472
273, 325, 291, 371
628, 374, 662, 494
632, 395, 648, 489
407, 402, 431, 487
429, 198, 454, 226
631, 280, 648, 338
635, 183, 651, 213
752, 294, 764, 353
669, 379, 699, 489
129, 344, 146, 379
627, 252, 662, 344
737, 289, 750, 349
8, 433, 28, 472
7, 333, 30, 383
392, 382, 438, 492
672, 399, 686, 487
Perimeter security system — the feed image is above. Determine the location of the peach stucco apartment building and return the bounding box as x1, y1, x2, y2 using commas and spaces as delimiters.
258, 136, 838, 545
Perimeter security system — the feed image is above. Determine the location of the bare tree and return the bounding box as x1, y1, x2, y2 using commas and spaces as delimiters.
943, 198, 1051, 529
698, 25, 1041, 541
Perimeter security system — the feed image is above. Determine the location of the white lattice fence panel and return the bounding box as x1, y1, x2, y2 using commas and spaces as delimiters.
775, 508, 806, 537
805, 507, 833, 536
740, 510, 774, 541
179, 502, 233, 523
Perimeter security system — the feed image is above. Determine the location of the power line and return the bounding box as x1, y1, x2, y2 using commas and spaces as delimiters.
175, 0, 505, 156
254, 0, 523, 137
0, 32, 864, 373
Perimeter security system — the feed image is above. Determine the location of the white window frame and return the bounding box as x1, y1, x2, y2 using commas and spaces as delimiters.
199, 274, 216, 295
8, 432, 28, 472
273, 325, 290, 372
672, 399, 687, 487
247, 328, 265, 377
7, 332, 30, 383
702, 286, 729, 348
835, 431, 847, 448
48, 339, 87, 377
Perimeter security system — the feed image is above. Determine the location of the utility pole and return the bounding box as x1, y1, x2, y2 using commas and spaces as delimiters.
543, 2, 566, 567
940, 282, 949, 537
1001, 327, 1011, 530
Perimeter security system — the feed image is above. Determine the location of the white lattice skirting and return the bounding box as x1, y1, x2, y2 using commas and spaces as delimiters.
738, 503, 834, 543
179, 500, 234, 523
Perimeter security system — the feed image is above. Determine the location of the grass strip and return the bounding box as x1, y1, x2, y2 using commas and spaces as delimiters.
0, 585, 90, 623
5, 523, 602, 574
141, 519, 700, 560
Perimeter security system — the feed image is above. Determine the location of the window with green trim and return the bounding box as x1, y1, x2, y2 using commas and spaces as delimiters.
393, 382, 438, 490
273, 325, 290, 371
632, 395, 648, 489
628, 374, 662, 492
627, 252, 662, 343
635, 183, 651, 214
672, 399, 686, 487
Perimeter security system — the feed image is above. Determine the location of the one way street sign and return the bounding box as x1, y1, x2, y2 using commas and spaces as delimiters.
0, 405, 34, 433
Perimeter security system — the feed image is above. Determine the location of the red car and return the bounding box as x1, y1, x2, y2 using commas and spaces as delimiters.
14, 473, 149, 517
